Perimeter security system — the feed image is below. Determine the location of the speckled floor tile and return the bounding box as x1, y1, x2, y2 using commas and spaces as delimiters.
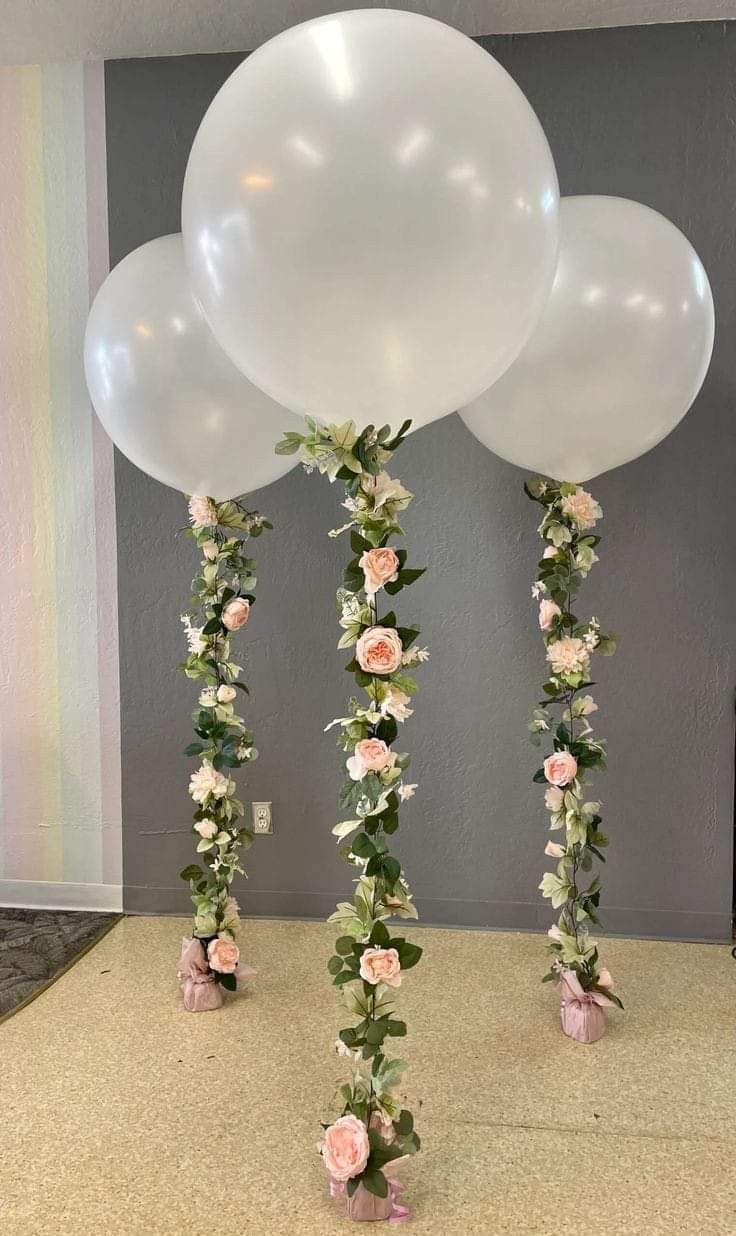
0, 917, 734, 1236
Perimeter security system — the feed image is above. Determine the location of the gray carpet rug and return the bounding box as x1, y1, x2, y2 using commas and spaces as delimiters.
0, 908, 120, 1018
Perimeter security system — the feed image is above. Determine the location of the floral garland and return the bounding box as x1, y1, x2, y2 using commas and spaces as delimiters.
176, 494, 271, 1010
525, 478, 623, 1032
277, 419, 424, 1215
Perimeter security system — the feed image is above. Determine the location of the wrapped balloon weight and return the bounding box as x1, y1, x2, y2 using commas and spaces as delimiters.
461, 196, 715, 482
84, 234, 301, 499
182, 10, 559, 429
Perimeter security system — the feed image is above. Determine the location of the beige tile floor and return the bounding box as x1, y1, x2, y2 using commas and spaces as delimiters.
1, 916, 735, 1235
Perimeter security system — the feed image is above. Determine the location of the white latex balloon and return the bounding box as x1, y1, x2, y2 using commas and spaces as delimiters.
461, 196, 714, 482
182, 9, 559, 429
84, 235, 301, 499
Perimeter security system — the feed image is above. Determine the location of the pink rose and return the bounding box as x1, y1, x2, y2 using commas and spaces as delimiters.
544, 840, 566, 858
543, 752, 578, 787
538, 600, 561, 631
346, 738, 396, 781
597, 968, 614, 989
222, 597, 250, 631
359, 946, 402, 988
322, 1114, 370, 1182
561, 487, 601, 530
543, 546, 558, 559
356, 626, 403, 675
359, 547, 400, 596
207, 936, 240, 973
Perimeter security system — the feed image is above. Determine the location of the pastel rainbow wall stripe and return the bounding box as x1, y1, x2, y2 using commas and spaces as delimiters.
0, 63, 122, 895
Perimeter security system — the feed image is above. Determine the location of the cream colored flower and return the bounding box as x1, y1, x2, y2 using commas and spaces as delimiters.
381, 686, 413, 722
560, 487, 601, 530
188, 495, 218, 528
189, 763, 230, 803
194, 818, 217, 840
216, 684, 237, 704
546, 637, 590, 677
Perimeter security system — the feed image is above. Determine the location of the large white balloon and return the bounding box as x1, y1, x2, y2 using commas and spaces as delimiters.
461, 196, 715, 482
182, 9, 559, 429
84, 235, 301, 499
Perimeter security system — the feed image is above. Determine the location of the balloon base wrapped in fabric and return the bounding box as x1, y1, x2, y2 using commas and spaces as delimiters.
559, 970, 616, 1045
329, 1169, 411, 1224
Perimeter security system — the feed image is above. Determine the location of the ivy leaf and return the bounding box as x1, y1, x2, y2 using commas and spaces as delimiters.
361, 1168, 389, 1199
217, 972, 237, 992
179, 864, 202, 882
202, 617, 222, 635
184, 742, 204, 757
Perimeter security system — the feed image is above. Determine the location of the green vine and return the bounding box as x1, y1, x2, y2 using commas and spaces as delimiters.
526, 477, 622, 1009
178, 495, 271, 989
277, 418, 424, 1199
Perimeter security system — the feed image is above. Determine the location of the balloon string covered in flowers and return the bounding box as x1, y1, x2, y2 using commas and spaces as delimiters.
525, 478, 623, 1033
176, 495, 272, 1010
277, 418, 425, 1211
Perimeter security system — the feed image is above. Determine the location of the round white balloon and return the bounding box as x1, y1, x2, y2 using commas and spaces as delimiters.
84, 234, 301, 499
182, 9, 559, 429
461, 195, 715, 482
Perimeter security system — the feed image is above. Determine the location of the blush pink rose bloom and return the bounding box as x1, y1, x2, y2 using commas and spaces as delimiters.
359, 946, 402, 988
346, 738, 396, 781
207, 937, 240, 973
322, 1114, 370, 1182
538, 599, 562, 631
359, 547, 400, 596
561, 487, 602, 530
597, 968, 614, 989
356, 626, 403, 675
543, 751, 578, 787
222, 597, 250, 631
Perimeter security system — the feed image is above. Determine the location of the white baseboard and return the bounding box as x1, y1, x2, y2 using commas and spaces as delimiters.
0, 880, 122, 913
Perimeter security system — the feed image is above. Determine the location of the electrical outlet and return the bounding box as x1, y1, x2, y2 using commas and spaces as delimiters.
252, 801, 273, 834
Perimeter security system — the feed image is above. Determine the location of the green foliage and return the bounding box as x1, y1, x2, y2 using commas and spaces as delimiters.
526, 478, 622, 1008
179, 498, 270, 971
282, 420, 424, 1170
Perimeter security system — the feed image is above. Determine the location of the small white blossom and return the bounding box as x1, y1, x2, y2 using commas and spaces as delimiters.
398, 783, 418, 802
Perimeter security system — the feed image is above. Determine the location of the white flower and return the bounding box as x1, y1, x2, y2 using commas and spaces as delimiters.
188, 495, 218, 528
574, 694, 598, 718
402, 646, 429, 666
198, 687, 217, 708
364, 471, 413, 513
398, 783, 418, 801
546, 637, 590, 677
545, 840, 566, 858
531, 580, 547, 599
189, 763, 230, 803
202, 539, 219, 561
560, 487, 602, 530
381, 686, 413, 723
216, 684, 237, 704
236, 743, 256, 761
547, 924, 563, 942
181, 614, 207, 655
194, 818, 218, 840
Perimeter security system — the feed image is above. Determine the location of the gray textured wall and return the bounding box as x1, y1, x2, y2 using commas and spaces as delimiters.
107, 22, 735, 939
